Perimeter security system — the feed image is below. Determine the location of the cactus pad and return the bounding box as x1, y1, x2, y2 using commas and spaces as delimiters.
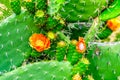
0, 11, 39, 73
87, 42, 120, 80
0, 61, 72, 80
59, 0, 108, 22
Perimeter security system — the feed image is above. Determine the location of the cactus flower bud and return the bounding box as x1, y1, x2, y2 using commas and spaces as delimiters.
76, 37, 86, 53
72, 73, 82, 80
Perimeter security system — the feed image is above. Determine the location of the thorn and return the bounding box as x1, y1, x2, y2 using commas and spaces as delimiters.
92, 53, 95, 59
63, 77, 67, 80
60, 67, 64, 72
52, 75, 56, 80
23, 16, 27, 21
25, 25, 29, 30
92, 1, 96, 5
1, 44, 4, 49
10, 59, 13, 65
61, 8, 65, 12
16, 28, 19, 33
16, 48, 21, 52
5, 52, 8, 58
7, 32, 10, 37
81, 1, 86, 5
78, 15, 82, 18
72, 4, 76, 7
21, 36, 23, 41
10, 41, 13, 46
107, 61, 111, 66
29, 74, 33, 78
37, 67, 41, 71
96, 66, 99, 70
15, 76, 19, 80
15, 19, 18, 25
113, 70, 116, 74
101, 76, 104, 80
44, 71, 48, 75
0, 33, 2, 36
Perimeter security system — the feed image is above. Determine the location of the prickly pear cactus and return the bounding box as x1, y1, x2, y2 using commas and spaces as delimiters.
0, 61, 72, 80
87, 42, 120, 80
1, 0, 120, 80
0, 11, 39, 73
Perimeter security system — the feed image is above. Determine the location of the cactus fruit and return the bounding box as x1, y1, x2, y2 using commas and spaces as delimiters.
36, 0, 47, 10
58, 0, 108, 22
46, 17, 58, 30
87, 42, 120, 80
72, 57, 89, 75
25, 0, 35, 14
0, 11, 39, 73
56, 41, 67, 61
10, 0, 21, 15
76, 37, 86, 53
0, 61, 72, 80
67, 44, 82, 65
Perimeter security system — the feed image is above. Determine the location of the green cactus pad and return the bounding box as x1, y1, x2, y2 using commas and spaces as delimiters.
99, 0, 120, 21
0, 61, 72, 80
59, 0, 108, 22
87, 42, 120, 80
0, 11, 39, 73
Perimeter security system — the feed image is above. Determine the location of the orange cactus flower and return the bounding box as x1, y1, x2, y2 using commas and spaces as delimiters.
29, 33, 50, 52
76, 37, 86, 53
107, 16, 120, 31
